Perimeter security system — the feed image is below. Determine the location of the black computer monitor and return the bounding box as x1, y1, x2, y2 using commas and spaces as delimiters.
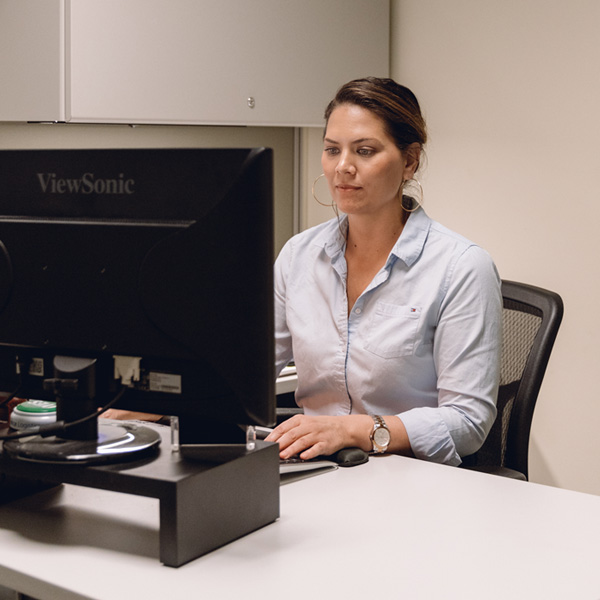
0, 147, 275, 461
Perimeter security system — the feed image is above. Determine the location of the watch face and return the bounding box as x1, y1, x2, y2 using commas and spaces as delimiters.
374, 427, 390, 446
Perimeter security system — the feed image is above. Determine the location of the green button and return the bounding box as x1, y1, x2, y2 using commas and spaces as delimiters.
15, 400, 57, 414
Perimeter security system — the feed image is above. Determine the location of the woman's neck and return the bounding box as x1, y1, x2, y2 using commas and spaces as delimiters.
343, 210, 406, 313
345, 210, 405, 261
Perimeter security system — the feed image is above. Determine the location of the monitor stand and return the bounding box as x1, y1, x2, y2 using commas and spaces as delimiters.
0, 424, 280, 567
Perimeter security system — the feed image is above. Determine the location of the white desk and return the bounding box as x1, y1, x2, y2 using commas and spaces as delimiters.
0, 455, 599, 600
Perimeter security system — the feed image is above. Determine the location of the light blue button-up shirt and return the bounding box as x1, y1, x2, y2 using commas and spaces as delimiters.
274, 208, 502, 466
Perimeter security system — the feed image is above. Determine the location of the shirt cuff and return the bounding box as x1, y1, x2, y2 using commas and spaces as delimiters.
398, 408, 462, 466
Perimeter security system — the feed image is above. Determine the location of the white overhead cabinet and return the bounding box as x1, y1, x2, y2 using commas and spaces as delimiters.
1, 0, 389, 126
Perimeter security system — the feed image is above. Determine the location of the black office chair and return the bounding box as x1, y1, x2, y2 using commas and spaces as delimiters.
462, 280, 564, 481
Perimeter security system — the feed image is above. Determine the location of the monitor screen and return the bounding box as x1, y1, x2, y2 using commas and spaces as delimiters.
0, 147, 275, 450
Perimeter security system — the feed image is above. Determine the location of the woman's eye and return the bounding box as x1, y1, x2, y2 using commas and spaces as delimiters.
357, 148, 374, 157
324, 147, 339, 156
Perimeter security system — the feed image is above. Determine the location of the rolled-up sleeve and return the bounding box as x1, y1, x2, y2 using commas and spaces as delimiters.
399, 245, 502, 465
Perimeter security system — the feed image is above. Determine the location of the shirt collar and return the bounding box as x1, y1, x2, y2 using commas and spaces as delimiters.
390, 207, 431, 267
315, 207, 431, 267
318, 217, 348, 260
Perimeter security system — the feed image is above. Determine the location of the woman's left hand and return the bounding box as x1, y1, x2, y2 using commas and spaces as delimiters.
265, 414, 372, 460
100, 409, 163, 422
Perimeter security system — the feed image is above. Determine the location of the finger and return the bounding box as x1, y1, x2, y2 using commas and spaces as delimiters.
272, 430, 301, 456
264, 425, 286, 443
264, 414, 304, 442
278, 430, 321, 459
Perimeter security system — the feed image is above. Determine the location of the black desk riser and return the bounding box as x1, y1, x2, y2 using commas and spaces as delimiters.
0, 426, 280, 567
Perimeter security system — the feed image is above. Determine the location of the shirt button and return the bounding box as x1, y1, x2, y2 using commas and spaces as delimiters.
354, 307, 362, 315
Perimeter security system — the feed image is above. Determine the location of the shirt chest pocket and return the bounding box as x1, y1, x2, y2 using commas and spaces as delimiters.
363, 302, 421, 359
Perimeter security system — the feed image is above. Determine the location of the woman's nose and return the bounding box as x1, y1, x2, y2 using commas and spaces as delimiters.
335, 152, 356, 175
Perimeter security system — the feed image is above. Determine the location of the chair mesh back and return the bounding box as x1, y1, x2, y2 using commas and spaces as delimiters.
471, 299, 542, 467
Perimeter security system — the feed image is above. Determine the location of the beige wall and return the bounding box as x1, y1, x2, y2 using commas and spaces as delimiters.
390, 0, 600, 494
299, 127, 337, 230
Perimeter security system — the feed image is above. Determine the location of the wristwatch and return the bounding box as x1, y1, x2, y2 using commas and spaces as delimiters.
370, 415, 391, 454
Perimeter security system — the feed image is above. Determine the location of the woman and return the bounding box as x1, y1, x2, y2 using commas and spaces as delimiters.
266, 77, 502, 466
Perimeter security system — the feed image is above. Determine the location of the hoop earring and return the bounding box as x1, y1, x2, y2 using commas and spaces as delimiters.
312, 173, 335, 208
401, 178, 424, 213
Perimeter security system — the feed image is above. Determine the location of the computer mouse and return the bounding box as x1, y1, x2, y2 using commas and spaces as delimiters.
331, 447, 369, 467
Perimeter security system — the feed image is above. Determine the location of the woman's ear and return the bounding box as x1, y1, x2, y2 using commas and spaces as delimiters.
403, 142, 422, 179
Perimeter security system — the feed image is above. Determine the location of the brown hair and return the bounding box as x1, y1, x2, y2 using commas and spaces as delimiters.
324, 77, 427, 163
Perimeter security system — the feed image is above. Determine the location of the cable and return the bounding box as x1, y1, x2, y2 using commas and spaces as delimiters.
0, 385, 128, 442
0, 384, 23, 412
0, 357, 30, 411
0, 420, 67, 442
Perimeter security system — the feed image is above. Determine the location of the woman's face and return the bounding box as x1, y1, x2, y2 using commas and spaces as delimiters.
322, 104, 417, 218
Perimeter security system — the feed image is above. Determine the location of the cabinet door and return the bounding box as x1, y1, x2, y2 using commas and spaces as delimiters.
0, 0, 65, 122
67, 0, 389, 126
